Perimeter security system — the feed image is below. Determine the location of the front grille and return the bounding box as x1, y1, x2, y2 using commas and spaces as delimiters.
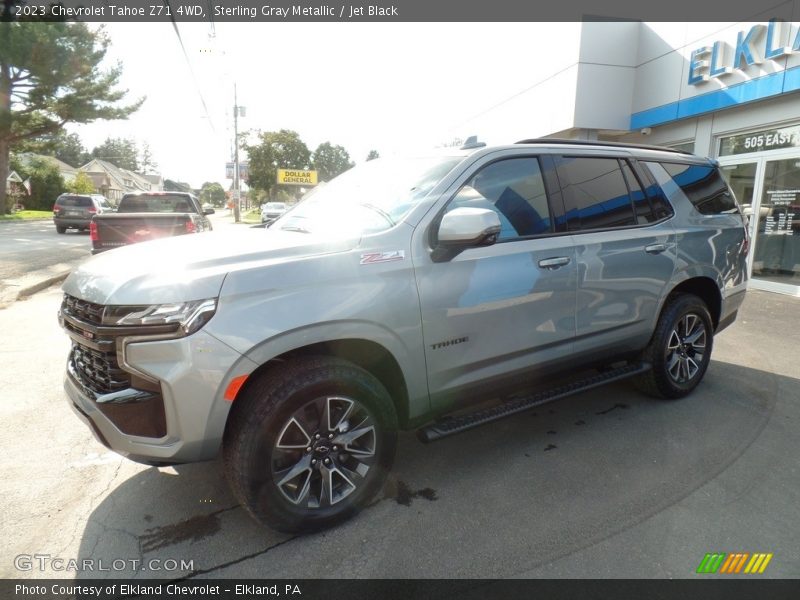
63, 294, 105, 326
70, 343, 130, 396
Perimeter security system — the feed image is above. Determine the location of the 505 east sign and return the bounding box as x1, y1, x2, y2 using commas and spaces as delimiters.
688, 21, 800, 86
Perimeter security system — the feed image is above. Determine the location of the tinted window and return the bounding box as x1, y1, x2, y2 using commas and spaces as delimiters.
620, 160, 654, 224
447, 157, 551, 241
659, 162, 739, 215
118, 194, 196, 213
57, 195, 92, 208
556, 157, 636, 230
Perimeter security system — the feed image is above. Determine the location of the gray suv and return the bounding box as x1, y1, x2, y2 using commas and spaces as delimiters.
59, 139, 748, 531
53, 193, 113, 233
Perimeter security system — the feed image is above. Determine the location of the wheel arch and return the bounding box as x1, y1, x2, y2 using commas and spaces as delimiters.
225, 337, 413, 435
667, 276, 722, 329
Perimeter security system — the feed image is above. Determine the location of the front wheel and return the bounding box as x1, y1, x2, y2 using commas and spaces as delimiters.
634, 293, 714, 399
223, 356, 398, 532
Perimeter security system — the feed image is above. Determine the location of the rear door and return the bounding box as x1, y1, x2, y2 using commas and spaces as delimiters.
553, 154, 676, 358
414, 154, 578, 412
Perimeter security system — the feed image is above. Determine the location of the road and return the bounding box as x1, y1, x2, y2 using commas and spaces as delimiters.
1, 284, 798, 580
0, 220, 90, 282
0, 212, 252, 304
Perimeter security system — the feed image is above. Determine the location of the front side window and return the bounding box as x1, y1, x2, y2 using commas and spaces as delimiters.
445, 157, 551, 241
555, 157, 637, 231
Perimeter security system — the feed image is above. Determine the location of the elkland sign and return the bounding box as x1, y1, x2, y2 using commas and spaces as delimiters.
688, 21, 800, 86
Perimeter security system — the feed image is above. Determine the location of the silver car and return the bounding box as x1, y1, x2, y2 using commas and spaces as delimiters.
261, 201, 287, 224
60, 139, 748, 532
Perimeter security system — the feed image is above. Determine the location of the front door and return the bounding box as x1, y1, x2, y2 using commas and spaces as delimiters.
414, 155, 577, 413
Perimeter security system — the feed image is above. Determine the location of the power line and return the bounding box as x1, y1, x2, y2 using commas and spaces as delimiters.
164, 0, 217, 134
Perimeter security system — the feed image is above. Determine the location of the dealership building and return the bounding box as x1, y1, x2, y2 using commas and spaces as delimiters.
470, 21, 800, 296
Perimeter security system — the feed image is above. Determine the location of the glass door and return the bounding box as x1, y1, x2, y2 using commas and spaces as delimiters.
719, 159, 762, 283
752, 158, 800, 286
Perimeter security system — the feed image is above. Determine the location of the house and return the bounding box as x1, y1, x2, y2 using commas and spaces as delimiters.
80, 159, 163, 203
15, 153, 79, 183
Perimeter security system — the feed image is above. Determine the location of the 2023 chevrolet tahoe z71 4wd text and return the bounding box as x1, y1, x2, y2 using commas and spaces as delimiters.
59, 140, 748, 532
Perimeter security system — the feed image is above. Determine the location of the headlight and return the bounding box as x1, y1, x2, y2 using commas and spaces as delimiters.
104, 299, 217, 335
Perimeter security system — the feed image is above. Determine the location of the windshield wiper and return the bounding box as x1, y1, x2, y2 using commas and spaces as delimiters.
359, 203, 395, 226
279, 225, 312, 234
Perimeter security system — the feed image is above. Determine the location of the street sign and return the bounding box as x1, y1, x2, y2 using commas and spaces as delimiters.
226, 162, 249, 181
277, 169, 318, 186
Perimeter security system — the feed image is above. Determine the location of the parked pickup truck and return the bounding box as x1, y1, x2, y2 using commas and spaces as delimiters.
90, 192, 214, 253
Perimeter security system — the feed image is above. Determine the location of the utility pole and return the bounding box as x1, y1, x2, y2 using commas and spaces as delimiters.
233, 84, 241, 223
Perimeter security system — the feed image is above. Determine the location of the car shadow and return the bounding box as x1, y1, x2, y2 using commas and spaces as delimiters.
74, 358, 791, 579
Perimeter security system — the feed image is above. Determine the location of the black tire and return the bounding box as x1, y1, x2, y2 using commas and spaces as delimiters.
223, 356, 398, 532
634, 293, 714, 400
56, 225, 66, 234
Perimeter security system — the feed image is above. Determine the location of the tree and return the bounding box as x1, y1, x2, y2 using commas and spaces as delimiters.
312, 142, 354, 182
245, 129, 311, 198
53, 132, 90, 168
66, 171, 95, 194
0, 20, 143, 214
9, 154, 65, 211
139, 141, 158, 174
366, 149, 380, 161
91, 137, 139, 171
199, 181, 226, 207
13, 130, 89, 167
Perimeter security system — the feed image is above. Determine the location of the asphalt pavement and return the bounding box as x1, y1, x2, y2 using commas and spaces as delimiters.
0, 220, 91, 306
1, 284, 798, 580
0, 212, 248, 307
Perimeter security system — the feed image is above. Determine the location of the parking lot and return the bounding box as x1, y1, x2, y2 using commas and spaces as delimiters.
1, 272, 798, 579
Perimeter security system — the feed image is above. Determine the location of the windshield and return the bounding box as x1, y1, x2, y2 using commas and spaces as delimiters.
273, 156, 462, 235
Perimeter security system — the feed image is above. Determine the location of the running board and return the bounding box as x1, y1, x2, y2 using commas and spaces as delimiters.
417, 362, 651, 443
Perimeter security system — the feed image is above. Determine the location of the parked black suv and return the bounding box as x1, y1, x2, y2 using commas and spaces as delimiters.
53, 193, 113, 234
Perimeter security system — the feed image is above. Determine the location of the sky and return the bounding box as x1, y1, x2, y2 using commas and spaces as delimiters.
71, 22, 581, 188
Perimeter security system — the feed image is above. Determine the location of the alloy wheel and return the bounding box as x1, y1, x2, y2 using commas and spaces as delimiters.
665, 313, 707, 384
271, 396, 377, 508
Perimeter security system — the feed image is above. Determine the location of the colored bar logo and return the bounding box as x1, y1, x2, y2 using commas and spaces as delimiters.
696, 553, 773, 574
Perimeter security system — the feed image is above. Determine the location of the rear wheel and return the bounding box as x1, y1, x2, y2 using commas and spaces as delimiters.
56, 225, 66, 234
634, 293, 714, 399
223, 356, 397, 532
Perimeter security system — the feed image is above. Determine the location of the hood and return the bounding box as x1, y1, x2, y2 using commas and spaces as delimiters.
62, 229, 359, 305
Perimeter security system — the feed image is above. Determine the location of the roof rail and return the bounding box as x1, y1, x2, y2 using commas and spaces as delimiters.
514, 138, 693, 155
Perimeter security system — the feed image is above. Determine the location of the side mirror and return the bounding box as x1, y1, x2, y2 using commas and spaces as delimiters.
203, 208, 216, 215
433, 207, 501, 261
438, 207, 501, 246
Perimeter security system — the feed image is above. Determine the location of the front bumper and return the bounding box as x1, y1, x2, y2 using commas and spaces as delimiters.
63, 322, 257, 465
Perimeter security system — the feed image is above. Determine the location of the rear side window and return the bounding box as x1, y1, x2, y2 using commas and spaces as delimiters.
620, 160, 657, 224
555, 157, 636, 230
658, 162, 739, 215
57, 195, 92, 208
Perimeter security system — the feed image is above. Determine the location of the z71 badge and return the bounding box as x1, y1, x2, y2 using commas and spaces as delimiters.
360, 250, 405, 265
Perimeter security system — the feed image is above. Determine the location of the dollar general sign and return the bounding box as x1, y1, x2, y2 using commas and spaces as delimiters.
277, 169, 318, 186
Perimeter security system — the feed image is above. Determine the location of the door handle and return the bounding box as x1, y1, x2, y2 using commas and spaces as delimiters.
538, 256, 571, 269
644, 243, 667, 254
